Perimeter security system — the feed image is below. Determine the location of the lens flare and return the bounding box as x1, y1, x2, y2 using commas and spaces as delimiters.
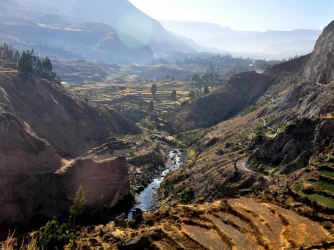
117, 11, 153, 49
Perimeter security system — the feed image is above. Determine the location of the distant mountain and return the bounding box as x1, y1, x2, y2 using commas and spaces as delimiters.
0, 0, 32, 18
14, 0, 74, 15
160, 20, 260, 41
172, 33, 226, 54
0, 17, 153, 64
70, 0, 196, 55
14, 0, 197, 56
38, 14, 72, 28
160, 20, 322, 59
208, 29, 321, 53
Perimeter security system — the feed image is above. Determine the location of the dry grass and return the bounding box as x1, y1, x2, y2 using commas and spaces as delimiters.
60, 198, 334, 250
1, 232, 37, 250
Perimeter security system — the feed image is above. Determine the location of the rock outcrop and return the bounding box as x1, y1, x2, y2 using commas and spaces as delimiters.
0, 71, 139, 238
247, 118, 334, 173
304, 20, 334, 83
0, 156, 130, 237
0, 112, 61, 174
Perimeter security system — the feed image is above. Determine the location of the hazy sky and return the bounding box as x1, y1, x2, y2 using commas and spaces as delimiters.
129, 0, 334, 31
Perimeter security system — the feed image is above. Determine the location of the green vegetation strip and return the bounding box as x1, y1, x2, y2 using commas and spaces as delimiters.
319, 170, 334, 179
303, 194, 334, 209
294, 182, 334, 209
312, 180, 334, 195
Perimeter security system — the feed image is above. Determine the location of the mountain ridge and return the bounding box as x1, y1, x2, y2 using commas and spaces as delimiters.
13, 0, 197, 56
161, 20, 322, 59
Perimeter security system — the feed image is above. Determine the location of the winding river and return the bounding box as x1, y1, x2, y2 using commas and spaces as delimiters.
128, 149, 183, 219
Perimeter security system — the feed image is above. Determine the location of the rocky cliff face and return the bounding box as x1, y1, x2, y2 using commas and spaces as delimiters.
304, 20, 334, 83
0, 72, 140, 158
0, 156, 130, 237
0, 112, 61, 174
0, 70, 139, 237
247, 119, 334, 173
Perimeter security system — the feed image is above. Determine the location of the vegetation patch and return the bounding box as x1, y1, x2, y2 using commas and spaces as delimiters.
311, 180, 334, 196
319, 170, 334, 179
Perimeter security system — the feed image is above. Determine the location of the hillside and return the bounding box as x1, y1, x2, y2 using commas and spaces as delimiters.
67, 199, 333, 249
158, 19, 334, 226
168, 71, 277, 132
0, 70, 140, 157
0, 0, 31, 18
13, 0, 196, 57
0, 18, 153, 64
70, 0, 196, 55
0, 65, 141, 237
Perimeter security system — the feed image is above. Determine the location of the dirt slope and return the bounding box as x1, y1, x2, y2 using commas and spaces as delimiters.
71, 198, 333, 250
169, 71, 277, 132
0, 71, 140, 158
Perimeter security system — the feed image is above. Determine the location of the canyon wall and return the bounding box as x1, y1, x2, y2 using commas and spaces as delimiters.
0, 156, 130, 238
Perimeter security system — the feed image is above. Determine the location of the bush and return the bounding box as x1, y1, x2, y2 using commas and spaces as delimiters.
34, 217, 74, 250
322, 221, 332, 230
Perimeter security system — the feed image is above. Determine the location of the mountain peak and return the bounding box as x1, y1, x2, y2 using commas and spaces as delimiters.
304, 20, 334, 83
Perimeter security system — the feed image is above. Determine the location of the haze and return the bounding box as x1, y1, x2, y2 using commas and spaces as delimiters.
130, 0, 334, 31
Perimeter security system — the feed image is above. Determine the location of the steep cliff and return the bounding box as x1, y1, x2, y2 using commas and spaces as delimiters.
0, 69, 139, 237
0, 157, 130, 237
0, 71, 140, 158
0, 112, 61, 174
304, 20, 334, 83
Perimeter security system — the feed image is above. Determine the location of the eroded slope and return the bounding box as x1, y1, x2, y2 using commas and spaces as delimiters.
71, 198, 333, 250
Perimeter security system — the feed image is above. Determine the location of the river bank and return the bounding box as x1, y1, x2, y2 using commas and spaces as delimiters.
128, 148, 186, 219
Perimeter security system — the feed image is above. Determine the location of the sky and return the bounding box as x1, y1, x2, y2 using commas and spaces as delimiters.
129, 0, 334, 31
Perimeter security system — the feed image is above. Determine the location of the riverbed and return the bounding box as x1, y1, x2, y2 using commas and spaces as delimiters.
128, 149, 183, 219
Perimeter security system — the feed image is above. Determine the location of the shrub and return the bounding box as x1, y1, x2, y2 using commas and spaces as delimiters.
34, 217, 74, 250
322, 222, 332, 230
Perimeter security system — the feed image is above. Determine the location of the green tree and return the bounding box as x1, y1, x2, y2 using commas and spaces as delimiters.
151, 83, 157, 96
148, 100, 154, 113
165, 75, 170, 81
189, 90, 195, 100
18, 51, 33, 73
69, 185, 86, 229
192, 73, 200, 83
14, 50, 20, 64
42, 57, 52, 73
203, 86, 210, 95
171, 89, 177, 100
34, 217, 74, 250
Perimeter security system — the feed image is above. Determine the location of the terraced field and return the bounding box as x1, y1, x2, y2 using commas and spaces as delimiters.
291, 150, 334, 212
69, 82, 189, 110
0, 63, 18, 77
73, 198, 333, 249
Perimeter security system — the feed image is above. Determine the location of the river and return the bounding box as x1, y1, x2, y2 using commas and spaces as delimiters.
128, 149, 183, 219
